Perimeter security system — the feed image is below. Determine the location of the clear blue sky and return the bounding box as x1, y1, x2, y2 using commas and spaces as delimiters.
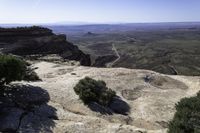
0, 0, 200, 24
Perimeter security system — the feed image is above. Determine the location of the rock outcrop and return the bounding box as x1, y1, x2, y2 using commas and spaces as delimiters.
1, 61, 199, 133
0, 84, 56, 132
0, 26, 91, 66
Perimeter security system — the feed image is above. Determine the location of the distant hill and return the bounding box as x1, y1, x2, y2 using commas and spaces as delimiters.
48, 22, 200, 35
49, 23, 200, 76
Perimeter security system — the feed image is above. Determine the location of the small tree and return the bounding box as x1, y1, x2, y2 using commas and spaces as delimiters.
74, 77, 116, 106
168, 91, 200, 133
0, 55, 27, 86
0, 54, 40, 87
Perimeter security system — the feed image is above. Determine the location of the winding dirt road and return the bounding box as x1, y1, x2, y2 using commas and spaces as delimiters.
106, 43, 121, 68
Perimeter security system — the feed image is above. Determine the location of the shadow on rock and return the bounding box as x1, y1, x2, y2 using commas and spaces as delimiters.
0, 84, 57, 133
88, 96, 130, 116
88, 102, 113, 115
109, 96, 130, 115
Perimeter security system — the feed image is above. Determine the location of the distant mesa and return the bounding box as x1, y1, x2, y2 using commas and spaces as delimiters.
0, 26, 91, 66
84, 31, 97, 36
87, 32, 94, 35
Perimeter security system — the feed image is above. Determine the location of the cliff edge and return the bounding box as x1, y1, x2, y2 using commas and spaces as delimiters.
0, 26, 91, 66
1, 61, 199, 133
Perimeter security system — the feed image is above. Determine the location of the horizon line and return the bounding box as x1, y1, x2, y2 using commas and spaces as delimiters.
1, 21, 200, 26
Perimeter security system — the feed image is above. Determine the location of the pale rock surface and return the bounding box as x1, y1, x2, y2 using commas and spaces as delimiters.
2, 61, 200, 133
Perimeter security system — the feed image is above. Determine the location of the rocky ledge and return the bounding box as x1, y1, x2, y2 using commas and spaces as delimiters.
0, 26, 91, 66
1, 61, 200, 133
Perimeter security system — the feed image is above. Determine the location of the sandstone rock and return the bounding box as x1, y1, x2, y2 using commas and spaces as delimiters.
4, 84, 50, 108
109, 97, 130, 115
121, 89, 141, 101
28, 61, 200, 133
0, 107, 24, 132
1, 61, 200, 133
18, 112, 55, 133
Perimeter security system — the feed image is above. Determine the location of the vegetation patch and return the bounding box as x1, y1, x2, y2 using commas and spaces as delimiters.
74, 77, 116, 106
0, 54, 39, 87
168, 91, 200, 133
0, 55, 27, 86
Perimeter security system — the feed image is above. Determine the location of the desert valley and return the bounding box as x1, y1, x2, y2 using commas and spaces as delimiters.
0, 24, 200, 133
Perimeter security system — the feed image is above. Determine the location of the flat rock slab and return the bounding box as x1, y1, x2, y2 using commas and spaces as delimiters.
10, 61, 200, 133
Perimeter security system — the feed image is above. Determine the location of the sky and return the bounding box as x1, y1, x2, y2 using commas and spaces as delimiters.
0, 0, 200, 24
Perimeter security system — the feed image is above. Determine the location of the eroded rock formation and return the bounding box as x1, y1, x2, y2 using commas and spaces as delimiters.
0, 26, 91, 66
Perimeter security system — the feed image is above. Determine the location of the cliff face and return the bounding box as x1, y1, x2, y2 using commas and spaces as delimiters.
0, 26, 91, 66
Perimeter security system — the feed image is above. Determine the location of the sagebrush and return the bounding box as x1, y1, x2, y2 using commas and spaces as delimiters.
74, 77, 116, 106
0, 54, 39, 86
168, 91, 200, 133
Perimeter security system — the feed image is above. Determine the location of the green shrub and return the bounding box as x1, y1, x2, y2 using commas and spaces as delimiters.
0, 55, 39, 86
74, 77, 116, 106
168, 91, 200, 133
0, 55, 27, 86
